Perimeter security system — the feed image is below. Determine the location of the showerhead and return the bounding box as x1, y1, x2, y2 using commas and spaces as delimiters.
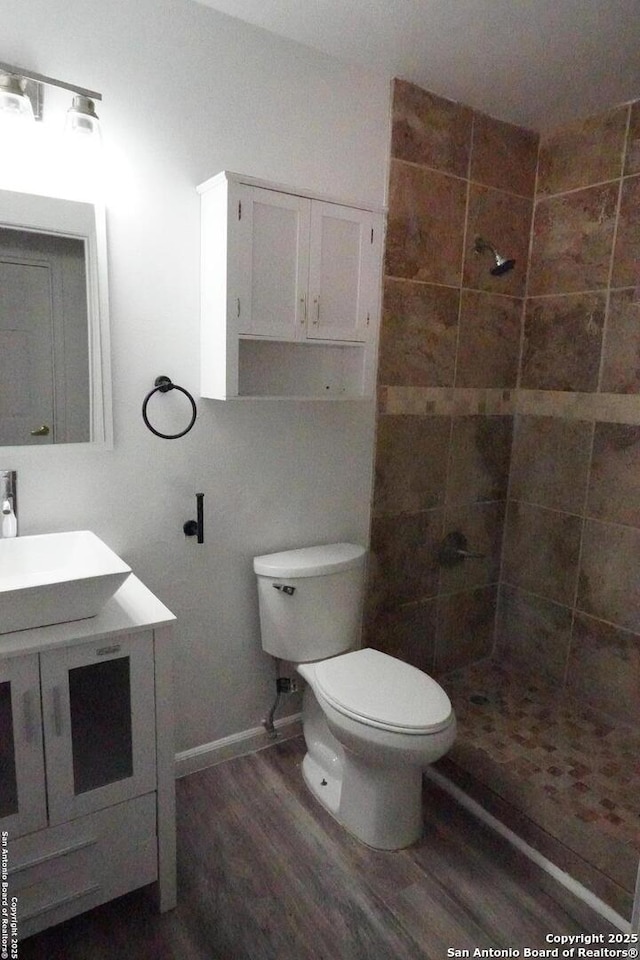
474, 236, 515, 276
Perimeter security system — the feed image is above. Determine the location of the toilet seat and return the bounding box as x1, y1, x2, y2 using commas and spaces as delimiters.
312, 648, 453, 735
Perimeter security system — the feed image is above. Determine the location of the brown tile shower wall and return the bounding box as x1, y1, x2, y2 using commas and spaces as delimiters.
365, 79, 537, 673
500, 100, 640, 727
368, 80, 640, 724
367, 84, 640, 915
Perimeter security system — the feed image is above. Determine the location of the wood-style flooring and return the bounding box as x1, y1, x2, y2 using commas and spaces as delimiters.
21, 737, 616, 960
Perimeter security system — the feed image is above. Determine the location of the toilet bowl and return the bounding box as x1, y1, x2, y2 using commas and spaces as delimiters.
253, 543, 456, 850
298, 649, 456, 849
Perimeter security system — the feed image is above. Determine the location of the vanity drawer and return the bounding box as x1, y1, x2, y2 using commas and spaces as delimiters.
9, 793, 157, 939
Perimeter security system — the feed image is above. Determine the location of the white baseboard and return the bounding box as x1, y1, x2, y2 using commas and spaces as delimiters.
425, 766, 632, 933
175, 713, 303, 779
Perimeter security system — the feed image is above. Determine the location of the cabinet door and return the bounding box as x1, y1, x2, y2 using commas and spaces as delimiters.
40, 632, 156, 825
0, 655, 47, 838
236, 186, 310, 340
307, 202, 380, 343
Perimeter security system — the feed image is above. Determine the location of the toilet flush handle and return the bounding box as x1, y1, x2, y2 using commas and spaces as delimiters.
273, 583, 296, 596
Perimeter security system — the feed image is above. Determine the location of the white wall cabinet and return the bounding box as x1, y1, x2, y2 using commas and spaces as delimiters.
0, 576, 176, 940
198, 171, 384, 400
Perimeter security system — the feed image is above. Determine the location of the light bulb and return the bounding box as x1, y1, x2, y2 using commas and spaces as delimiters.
65, 95, 101, 138
0, 72, 35, 121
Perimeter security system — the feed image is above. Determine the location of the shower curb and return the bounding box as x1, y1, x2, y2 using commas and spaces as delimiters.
425, 766, 637, 934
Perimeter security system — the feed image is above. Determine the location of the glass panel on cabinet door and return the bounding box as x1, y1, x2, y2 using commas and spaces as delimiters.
69, 656, 133, 795
0, 681, 18, 818
0, 655, 47, 838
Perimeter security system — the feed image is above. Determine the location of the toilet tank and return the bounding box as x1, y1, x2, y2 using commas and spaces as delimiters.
253, 543, 366, 662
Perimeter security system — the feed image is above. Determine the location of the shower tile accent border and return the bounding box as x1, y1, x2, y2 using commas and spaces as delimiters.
379, 386, 516, 417
379, 386, 640, 424
516, 391, 640, 424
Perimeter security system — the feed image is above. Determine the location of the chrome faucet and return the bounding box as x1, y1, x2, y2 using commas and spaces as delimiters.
0, 470, 17, 538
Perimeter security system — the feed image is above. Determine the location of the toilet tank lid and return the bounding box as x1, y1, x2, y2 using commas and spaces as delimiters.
253, 542, 365, 578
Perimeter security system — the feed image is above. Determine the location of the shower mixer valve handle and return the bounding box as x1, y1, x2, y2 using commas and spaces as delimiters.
438, 531, 486, 566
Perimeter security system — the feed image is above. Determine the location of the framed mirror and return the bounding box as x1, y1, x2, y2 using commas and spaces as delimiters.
0, 189, 112, 449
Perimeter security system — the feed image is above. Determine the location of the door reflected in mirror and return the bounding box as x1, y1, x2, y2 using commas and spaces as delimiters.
0, 227, 89, 444
0, 189, 111, 449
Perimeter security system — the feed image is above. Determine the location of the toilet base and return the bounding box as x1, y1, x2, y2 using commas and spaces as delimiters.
302, 753, 341, 818
301, 748, 424, 850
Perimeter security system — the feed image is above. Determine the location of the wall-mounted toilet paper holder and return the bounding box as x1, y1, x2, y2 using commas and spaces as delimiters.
183, 492, 204, 544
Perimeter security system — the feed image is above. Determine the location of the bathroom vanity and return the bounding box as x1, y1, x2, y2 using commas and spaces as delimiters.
0, 574, 176, 939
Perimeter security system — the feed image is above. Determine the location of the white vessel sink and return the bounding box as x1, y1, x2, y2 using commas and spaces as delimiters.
0, 530, 131, 634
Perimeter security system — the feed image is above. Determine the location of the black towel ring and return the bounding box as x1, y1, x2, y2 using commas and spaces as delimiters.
142, 375, 197, 439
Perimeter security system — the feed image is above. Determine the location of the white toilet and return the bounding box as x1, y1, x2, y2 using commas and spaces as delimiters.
253, 542, 456, 850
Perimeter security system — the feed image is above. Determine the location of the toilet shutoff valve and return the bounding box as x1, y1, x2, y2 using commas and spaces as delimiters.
276, 677, 298, 694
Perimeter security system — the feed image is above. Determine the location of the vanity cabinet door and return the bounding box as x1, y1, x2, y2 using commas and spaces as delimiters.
235, 185, 310, 340
40, 632, 157, 825
307, 202, 380, 343
0, 655, 47, 839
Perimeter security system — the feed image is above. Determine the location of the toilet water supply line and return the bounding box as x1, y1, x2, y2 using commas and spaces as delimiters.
263, 658, 298, 739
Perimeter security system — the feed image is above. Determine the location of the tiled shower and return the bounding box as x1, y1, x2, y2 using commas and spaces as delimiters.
366, 80, 640, 918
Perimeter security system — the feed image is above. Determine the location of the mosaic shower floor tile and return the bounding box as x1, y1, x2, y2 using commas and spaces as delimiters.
439, 660, 640, 893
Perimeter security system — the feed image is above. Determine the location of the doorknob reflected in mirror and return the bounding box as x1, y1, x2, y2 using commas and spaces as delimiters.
30, 424, 50, 436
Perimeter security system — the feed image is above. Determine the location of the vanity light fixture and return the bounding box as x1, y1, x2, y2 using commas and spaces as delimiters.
0, 61, 102, 136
